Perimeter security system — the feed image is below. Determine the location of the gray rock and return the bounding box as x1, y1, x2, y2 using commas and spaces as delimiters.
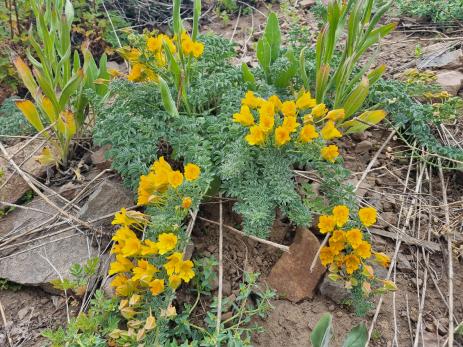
0, 140, 48, 208
397, 254, 414, 273
319, 275, 349, 304
90, 144, 112, 170
79, 179, 134, 224
418, 49, 463, 70
435, 70, 463, 95
299, 0, 316, 9
355, 140, 373, 153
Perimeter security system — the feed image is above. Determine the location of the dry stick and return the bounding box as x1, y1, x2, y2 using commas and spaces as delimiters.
229, 5, 242, 42
438, 160, 454, 347
0, 142, 94, 231
310, 130, 396, 273
366, 156, 426, 346
216, 193, 224, 338
197, 216, 290, 252
0, 298, 13, 347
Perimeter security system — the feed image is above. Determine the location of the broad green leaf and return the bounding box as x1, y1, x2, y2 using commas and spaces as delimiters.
274, 49, 298, 88
340, 109, 387, 134
192, 0, 201, 41
64, 0, 74, 26
343, 77, 369, 118
173, 0, 182, 36
16, 100, 44, 131
367, 64, 385, 86
310, 313, 332, 347
33, 67, 60, 110
315, 64, 330, 103
58, 69, 84, 110
342, 323, 368, 347
256, 37, 271, 81
264, 12, 281, 63
163, 41, 181, 86
159, 77, 179, 118
40, 96, 58, 123
241, 63, 256, 90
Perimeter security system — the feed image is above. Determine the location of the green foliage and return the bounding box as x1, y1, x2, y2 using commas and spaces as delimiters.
396, 0, 463, 24
310, 312, 368, 347
50, 257, 99, 293
367, 78, 463, 167
42, 290, 120, 346
0, 96, 34, 136
0, 278, 22, 291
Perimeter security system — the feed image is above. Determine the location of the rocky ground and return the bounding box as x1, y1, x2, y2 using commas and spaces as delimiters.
1, 2, 463, 346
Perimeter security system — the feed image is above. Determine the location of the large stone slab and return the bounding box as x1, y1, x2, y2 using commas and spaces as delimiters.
435, 70, 463, 95
0, 140, 48, 207
267, 228, 325, 302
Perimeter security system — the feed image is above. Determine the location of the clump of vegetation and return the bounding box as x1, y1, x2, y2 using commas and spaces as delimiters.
396, 0, 463, 24
0, 96, 34, 136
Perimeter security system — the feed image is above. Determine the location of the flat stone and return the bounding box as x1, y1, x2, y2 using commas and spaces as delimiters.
435, 70, 463, 96
299, 0, 316, 9
397, 253, 414, 273
0, 140, 48, 208
418, 49, 463, 70
267, 228, 325, 302
319, 274, 349, 303
79, 179, 134, 225
355, 140, 373, 154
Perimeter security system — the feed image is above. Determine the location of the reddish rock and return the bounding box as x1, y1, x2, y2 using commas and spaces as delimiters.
90, 144, 112, 170
267, 228, 325, 302
0, 140, 48, 207
435, 70, 463, 95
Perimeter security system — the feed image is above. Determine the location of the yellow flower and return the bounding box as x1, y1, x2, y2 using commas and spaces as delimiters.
242, 91, 263, 109
374, 252, 390, 268
344, 254, 361, 274
329, 239, 345, 255
259, 100, 276, 118
125, 48, 141, 62
112, 226, 138, 243
282, 116, 299, 133
137, 173, 161, 206
182, 197, 192, 209
141, 239, 159, 256
318, 215, 336, 234
332, 205, 349, 227
296, 92, 316, 110
178, 260, 195, 282
274, 126, 291, 147
151, 156, 173, 173
346, 228, 363, 249
355, 241, 371, 259
330, 229, 346, 243
299, 124, 319, 143
109, 255, 134, 275
327, 109, 345, 122
147, 36, 162, 52
128, 63, 143, 82
181, 37, 194, 55
303, 114, 313, 124
311, 103, 328, 118
121, 237, 142, 257
168, 274, 182, 290
358, 207, 377, 227
233, 105, 255, 127
320, 246, 335, 266
149, 279, 165, 296
164, 252, 183, 275
192, 41, 204, 58
157, 233, 178, 255
281, 101, 297, 117
184, 163, 201, 181
245, 125, 266, 146
320, 121, 342, 140
168, 170, 184, 188
112, 208, 147, 227
259, 113, 274, 132
111, 274, 138, 297
321, 145, 339, 163
268, 95, 282, 111
132, 259, 158, 285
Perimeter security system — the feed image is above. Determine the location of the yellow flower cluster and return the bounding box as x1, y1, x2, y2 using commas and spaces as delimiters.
123, 31, 204, 83
318, 205, 394, 295
109, 215, 195, 297
137, 156, 200, 206
233, 91, 344, 163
